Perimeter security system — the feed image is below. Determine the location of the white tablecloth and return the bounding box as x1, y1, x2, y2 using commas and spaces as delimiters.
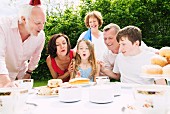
24, 83, 136, 114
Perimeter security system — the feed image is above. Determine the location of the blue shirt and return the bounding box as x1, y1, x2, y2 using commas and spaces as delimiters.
78, 67, 93, 82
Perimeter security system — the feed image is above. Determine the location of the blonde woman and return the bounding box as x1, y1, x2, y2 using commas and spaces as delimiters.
75, 11, 107, 60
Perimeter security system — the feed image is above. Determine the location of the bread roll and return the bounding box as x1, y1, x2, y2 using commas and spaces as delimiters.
69, 78, 90, 85
38, 86, 51, 95
141, 64, 163, 75
48, 79, 63, 88
162, 65, 170, 76
159, 47, 170, 58
150, 55, 168, 67
165, 57, 170, 64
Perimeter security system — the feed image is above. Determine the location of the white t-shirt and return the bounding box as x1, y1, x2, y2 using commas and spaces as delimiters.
113, 50, 155, 84
77, 31, 107, 61
103, 49, 117, 70
102, 41, 158, 71
140, 41, 159, 52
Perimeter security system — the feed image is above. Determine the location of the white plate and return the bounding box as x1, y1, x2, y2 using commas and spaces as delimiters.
60, 100, 81, 103
3, 103, 37, 114
90, 101, 113, 104
70, 82, 96, 87
36, 93, 58, 98
120, 82, 140, 89
122, 102, 167, 114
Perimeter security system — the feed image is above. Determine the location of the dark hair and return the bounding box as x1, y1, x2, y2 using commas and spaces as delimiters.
116, 25, 142, 46
47, 33, 71, 58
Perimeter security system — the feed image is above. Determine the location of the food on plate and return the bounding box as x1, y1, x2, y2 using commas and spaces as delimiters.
150, 55, 168, 67
159, 47, 170, 58
37, 86, 51, 95
69, 78, 90, 85
141, 64, 163, 75
47, 79, 63, 88
0, 92, 11, 96
37, 86, 58, 95
51, 88, 59, 95
137, 90, 164, 95
162, 65, 170, 76
59, 82, 71, 87
142, 100, 154, 108
127, 105, 136, 110
165, 57, 170, 64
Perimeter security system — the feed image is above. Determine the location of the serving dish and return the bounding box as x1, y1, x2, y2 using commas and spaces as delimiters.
89, 85, 114, 104
133, 85, 170, 114
58, 86, 81, 103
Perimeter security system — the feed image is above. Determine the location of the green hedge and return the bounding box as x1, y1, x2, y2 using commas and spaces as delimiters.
32, 0, 170, 80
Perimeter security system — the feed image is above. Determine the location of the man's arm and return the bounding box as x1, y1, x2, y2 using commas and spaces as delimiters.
101, 68, 120, 80
0, 74, 11, 87
27, 32, 45, 74
0, 26, 12, 87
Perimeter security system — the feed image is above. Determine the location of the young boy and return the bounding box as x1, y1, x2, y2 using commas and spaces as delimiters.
102, 25, 166, 84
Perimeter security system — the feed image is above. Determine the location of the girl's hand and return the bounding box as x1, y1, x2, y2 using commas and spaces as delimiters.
68, 59, 75, 73
75, 71, 81, 78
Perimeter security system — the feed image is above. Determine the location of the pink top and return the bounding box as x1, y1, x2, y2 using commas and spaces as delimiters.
51, 50, 74, 82
0, 16, 45, 81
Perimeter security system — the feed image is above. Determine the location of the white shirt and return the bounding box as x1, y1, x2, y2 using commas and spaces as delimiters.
102, 41, 158, 71
140, 41, 159, 52
103, 49, 117, 70
78, 31, 107, 61
113, 50, 155, 84
0, 16, 45, 81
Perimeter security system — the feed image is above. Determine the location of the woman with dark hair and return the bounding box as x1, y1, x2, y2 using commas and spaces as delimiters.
46, 33, 76, 82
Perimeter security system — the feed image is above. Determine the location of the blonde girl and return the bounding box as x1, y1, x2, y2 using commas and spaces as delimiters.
71, 39, 100, 82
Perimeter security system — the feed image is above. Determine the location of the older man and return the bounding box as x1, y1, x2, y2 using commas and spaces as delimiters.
0, 0, 46, 87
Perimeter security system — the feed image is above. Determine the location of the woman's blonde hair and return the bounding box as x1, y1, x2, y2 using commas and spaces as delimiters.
73, 39, 98, 79
84, 11, 103, 28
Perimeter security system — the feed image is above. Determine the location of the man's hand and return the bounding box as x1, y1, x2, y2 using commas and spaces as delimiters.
23, 73, 31, 79
97, 61, 106, 72
0, 74, 16, 87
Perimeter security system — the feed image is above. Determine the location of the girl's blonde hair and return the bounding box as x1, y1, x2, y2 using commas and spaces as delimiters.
74, 39, 98, 79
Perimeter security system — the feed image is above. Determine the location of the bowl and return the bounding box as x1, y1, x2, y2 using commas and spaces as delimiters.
133, 85, 170, 114
58, 86, 81, 103
89, 85, 114, 104
15, 79, 34, 90
95, 76, 110, 85
0, 87, 28, 114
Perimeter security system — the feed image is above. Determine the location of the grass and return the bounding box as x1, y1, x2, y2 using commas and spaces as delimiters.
33, 80, 48, 87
